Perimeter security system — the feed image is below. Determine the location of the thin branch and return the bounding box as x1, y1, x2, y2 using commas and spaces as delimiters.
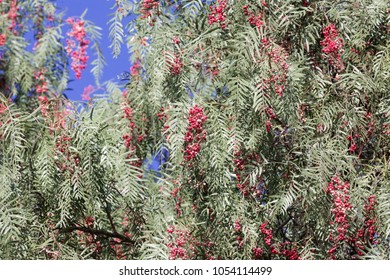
104, 203, 118, 234
57, 226, 134, 244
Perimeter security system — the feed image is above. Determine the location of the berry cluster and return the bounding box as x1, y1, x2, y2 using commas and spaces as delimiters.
168, 54, 183, 75
233, 150, 246, 194
166, 226, 195, 260
109, 230, 133, 260
139, 0, 160, 26
66, 17, 89, 79
234, 219, 241, 232
259, 38, 289, 98
34, 70, 48, 94
208, 0, 228, 29
157, 107, 170, 140
7, 0, 18, 34
121, 99, 145, 172
264, 106, 277, 132
130, 60, 142, 76
277, 242, 301, 260
75, 217, 102, 258
363, 195, 377, 243
243, 5, 264, 28
349, 195, 377, 257
233, 150, 264, 199
233, 219, 244, 248
157, 107, 168, 122
170, 187, 183, 217
0, 34, 6, 46
259, 223, 301, 259
326, 176, 352, 259
260, 222, 273, 246
184, 105, 207, 161
121, 103, 136, 152
54, 134, 80, 173
36, 95, 49, 117
320, 24, 344, 71
347, 134, 358, 154
252, 247, 263, 259
81, 84, 94, 101
172, 36, 180, 45
0, 102, 6, 115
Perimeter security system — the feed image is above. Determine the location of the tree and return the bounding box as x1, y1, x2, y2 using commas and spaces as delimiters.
0, 0, 389, 260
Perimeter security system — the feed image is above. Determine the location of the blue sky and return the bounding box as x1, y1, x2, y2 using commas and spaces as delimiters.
58, 0, 133, 100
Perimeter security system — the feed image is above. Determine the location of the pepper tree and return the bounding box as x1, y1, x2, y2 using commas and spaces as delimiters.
0, 0, 389, 260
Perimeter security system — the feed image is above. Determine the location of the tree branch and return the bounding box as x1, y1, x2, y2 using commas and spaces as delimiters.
57, 226, 134, 244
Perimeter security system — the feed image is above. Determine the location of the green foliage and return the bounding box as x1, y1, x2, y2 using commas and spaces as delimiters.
0, 0, 389, 260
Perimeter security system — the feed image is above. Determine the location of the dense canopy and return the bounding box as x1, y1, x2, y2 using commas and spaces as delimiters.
0, 0, 389, 260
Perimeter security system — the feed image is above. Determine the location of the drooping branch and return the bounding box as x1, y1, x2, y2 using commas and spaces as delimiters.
57, 226, 134, 244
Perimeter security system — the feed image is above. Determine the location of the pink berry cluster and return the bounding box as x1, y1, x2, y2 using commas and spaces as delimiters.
36, 94, 69, 133
259, 223, 278, 255
121, 98, 145, 172
166, 225, 195, 260
233, 150, 263, 198
7, 0, 18, 33
110, 230, 133, 260
34, 70, 48, 95
347, 134, 359, 154
184, 105, 207, 162
320, 24, 345, 71
157, 107, 168, 122
208, 0, 228, 29
252, 247, 263, 259
54, 134, 80, 173
110, 238, 126, 260
363, 195, 377, 243
81, 84, 94, 101
157, 107, 170, 140
259, 38, 289, 98
276, 242, 301, 260
234, 219, 242, 232
383, 123, 390, 135
168, 53, 183, 75
326, 176, 352, 259
36, 95, 48, 117
130, 60, 142, 76
172, 36, 180, 45
75, 217, 102, 258
260, 222, 273, 246
233, 150, 248, 195
121, 104, 136, 156
264, 106, 277, 132
233, 219, 244, 248
170, 187, 183, 217
0, 102, 6, 115
364, 111, 376, 138
66, 17, 89, 79
0, 34, 6, 46
259, 222, 301, 259
243, 5, 264, 28
139, 0, 160, 26
347, 195, 378, 258
346, 109, 377, 156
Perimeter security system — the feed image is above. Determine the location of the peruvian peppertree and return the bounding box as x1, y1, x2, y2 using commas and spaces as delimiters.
0, 0, 389, 260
